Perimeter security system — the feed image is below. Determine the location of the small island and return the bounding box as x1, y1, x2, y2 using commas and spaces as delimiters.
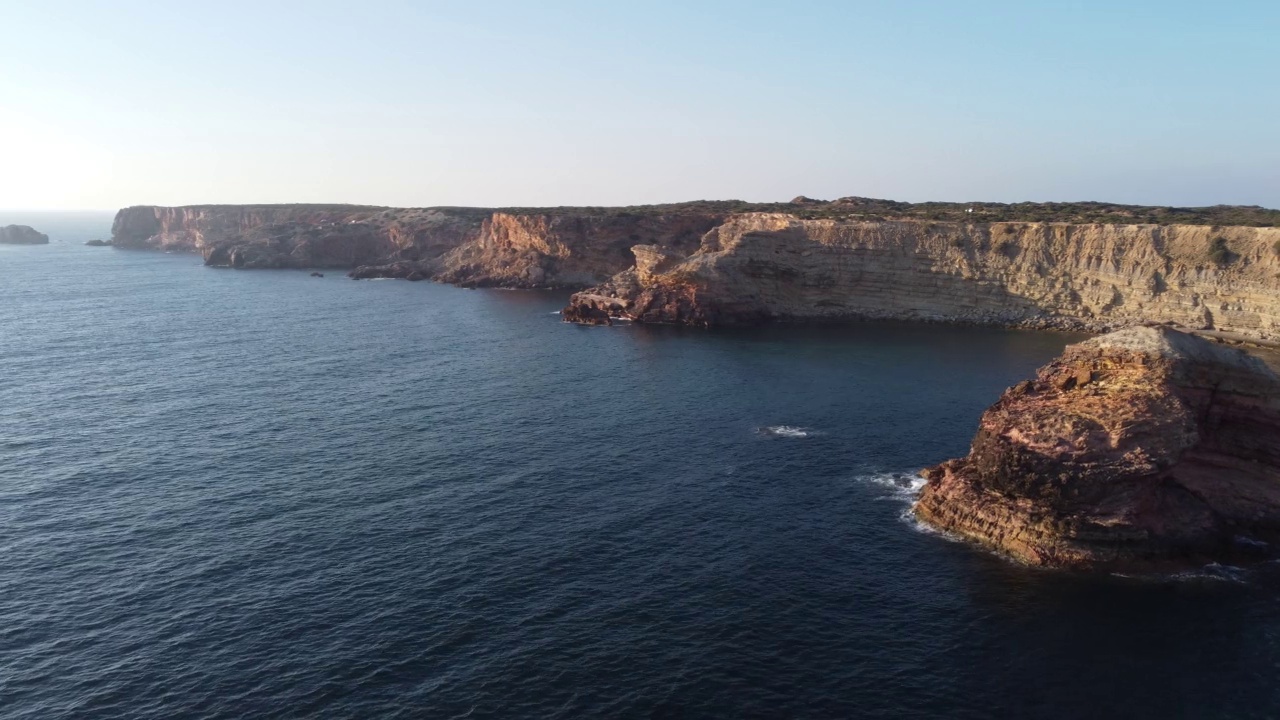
85, 238, 112, 246
0, 224, 49, 245
914, 325, 1280, 572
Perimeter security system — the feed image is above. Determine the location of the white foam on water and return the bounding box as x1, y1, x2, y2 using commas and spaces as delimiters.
1167, 563, 1251, 584
758, 425, 815, 438
860, 471, 927, 502
549, 310, 561, 315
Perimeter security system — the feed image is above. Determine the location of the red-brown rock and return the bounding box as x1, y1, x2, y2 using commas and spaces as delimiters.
913, 325, 1280, 571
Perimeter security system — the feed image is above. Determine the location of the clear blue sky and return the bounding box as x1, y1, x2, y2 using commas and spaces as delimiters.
2, 0, 1277, 210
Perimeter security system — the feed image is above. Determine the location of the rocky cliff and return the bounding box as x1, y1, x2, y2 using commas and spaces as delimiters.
0, 224, 49, 245
110, 205, 724, 289
110, 204, 395, 266
111, 200, 1280, 337
913, 326, 1280, 572
563, 214, 1280, 339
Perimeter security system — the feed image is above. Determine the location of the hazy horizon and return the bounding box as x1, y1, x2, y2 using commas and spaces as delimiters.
3, 1, 1277, 211
5, 194, 1280, 215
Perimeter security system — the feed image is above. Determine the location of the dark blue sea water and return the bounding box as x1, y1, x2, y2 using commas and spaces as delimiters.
3, 215, 1279, 719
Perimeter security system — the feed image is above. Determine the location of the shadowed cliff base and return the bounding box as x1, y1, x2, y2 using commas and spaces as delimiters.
913, 325, 1280, 573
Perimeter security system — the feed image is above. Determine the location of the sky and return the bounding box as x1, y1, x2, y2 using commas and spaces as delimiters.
1, 0, 1277, 210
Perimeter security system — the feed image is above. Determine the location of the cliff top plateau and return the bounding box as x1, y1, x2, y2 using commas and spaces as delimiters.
914, 325, 1280, 572
115, 197, 1280, 226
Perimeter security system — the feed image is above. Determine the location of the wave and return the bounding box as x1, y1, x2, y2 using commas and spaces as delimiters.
862, 471, 927, 496
757, 425, 816, 438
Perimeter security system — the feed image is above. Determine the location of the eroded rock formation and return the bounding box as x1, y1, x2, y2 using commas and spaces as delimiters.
0, 225, 49, 245
111, 200, 1280, 339
913, 326, 1280, 571
110, 205, 724, 289
565, 214, 1280, 339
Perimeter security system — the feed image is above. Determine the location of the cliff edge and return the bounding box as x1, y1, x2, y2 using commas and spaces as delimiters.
913, 326, 1280, 571
564, 214, 1280, 340
109, 199, 1280, 340
110, 204, 724, 289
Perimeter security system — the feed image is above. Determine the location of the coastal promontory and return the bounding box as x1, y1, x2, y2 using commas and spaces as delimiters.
0, 225, 49, 245
913, 325, 1280, 571
109, 198, 1280, 341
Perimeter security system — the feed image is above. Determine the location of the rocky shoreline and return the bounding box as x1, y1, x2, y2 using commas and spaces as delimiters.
562, 214, 1280, 341
913, 325, 1280, 572
103, 200, 1280, 573
108, 200, 1280, 342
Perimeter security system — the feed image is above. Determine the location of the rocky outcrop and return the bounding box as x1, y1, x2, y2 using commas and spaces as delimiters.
565, 214, 1280, 339
0, 225, 49, 245
429, 212, 721, 288
85, 239, 112, 246
913, 326, 1280, 571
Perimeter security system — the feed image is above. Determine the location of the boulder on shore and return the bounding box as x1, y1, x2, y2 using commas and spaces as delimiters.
0, 225, 49, 245
914, 325, 1280, 572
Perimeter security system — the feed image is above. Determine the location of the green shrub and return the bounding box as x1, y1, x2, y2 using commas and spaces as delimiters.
996, 239, 1019, 258
1208, 237, 1235, 266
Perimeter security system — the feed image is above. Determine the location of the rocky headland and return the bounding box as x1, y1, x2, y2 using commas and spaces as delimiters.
564, 213, 1280, 340
110, 198, 1280, 340
0, 224, 49, 245
914, 325, 1280, 572
110, 204, 725, 288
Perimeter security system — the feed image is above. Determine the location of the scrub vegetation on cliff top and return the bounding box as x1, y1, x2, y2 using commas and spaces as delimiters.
1208, 237, 1237, 265
146, 199, 1280, 227
466, 198, 1280, 227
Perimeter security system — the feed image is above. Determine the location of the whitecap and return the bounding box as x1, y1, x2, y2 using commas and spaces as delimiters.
757, 425, 813, 438
862, 471, 927, 497
1168, 563, 1250, 584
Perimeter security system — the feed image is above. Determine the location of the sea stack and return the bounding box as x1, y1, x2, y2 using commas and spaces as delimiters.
0, 225, 49, 245
914, 325, 1280, 571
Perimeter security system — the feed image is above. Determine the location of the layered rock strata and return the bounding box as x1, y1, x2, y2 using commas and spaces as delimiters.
564, 214, 1280, 339
0, 224, 49, 245
110, 205, 723, 289
914, 326, 1280, 571
111, 202, 1280, 339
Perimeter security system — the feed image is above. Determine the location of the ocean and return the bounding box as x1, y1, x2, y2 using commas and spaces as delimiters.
2, 214, 1278, 719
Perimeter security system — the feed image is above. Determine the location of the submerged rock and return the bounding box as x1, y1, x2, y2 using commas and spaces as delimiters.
914, 325, 1280, 571
0, 225, 49, 245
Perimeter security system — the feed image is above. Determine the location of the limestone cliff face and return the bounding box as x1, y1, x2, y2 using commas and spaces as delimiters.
111, 204, 725, 288
0, 224, 49, 245
110, 205, 397, 267
913, 326, 1280, 571
564, 214, 1280, 339
430, 212, 723, 288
